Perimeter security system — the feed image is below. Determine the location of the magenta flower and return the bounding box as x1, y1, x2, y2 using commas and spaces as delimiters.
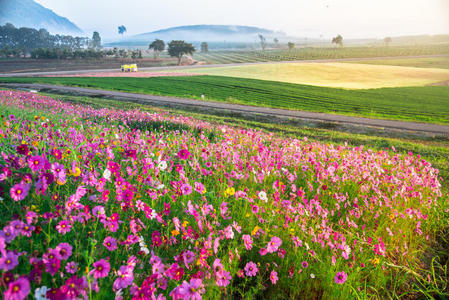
301, 261, 309, 269
334, 271, 348, 284
194, 182, 206, 194
216, 270, 232, 287
113, 265, 134, 290
270, 270, 279, 284
0, 251, 19, 271
244, 261, 258, 277
28, 155, 45, 172
177, 149, 191, 160
65, 261, 78, 274
92, 259, 110, 279
55, 243, 72, 260
267, 236, 282, 253
10, 183, 30, 201
181, 183, 192, 195
56, 220, 71, 235
4, 277, 30, 300
178, 278, 204, 299
45, 258, 61, 276
242, 234, 253, 250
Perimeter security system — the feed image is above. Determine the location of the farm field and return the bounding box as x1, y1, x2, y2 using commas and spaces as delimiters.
2, 76, 449, 124
0, 90, 447, 299
343, 56, 449, 69
191, 44, 449, 64
166, 62, 449, 89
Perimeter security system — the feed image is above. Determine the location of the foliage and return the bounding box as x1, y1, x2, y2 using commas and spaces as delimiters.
200, 42, 209, 53
91, 32, 102, 51
287, 42, 295, 50
332, 35, 343, 47
118, 25, 127, 35
258, 34, 267, 50
0, 23, 89, 56
167, 40, 196, 65
149, 39, 166, 58
0, 90, 445, 299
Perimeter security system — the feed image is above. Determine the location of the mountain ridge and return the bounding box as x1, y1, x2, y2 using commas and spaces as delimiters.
0, 0, 83, 35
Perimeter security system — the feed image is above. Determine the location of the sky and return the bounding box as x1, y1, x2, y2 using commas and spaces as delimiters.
34, 0, 449, 40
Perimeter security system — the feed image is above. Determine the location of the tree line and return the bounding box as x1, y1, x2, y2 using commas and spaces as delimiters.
0, 23, 104, 58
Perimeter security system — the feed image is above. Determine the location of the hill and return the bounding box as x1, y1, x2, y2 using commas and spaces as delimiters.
106, 25, 289, 49
0, 0, 83, 35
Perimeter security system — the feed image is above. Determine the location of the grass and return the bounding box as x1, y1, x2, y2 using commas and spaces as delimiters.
343, 56, 449, 69
2, 76, 449, 124
167, 62, 449, 89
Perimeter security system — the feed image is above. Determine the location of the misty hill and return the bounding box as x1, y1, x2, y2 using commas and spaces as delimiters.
106, 25, 288, 49
0, 0, 83, 35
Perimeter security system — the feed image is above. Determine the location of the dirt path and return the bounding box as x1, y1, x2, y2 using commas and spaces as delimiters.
2, 83, 449, 136
1, 54, 448, 77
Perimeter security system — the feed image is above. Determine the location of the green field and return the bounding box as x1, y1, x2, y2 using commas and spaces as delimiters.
2, 76, 449, 124
189, 44, 449, 64
169, 62, 449, 89
344, 56, 449, 69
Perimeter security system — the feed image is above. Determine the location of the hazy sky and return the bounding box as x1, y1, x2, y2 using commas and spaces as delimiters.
35, 0, 449, 39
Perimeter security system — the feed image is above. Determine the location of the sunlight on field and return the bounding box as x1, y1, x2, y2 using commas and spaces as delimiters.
172, 62, 449, 89
343, 57, 449, 69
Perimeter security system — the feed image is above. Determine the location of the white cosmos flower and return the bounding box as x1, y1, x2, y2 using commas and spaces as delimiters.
103, 168, 111, 181
258, 191, 268, 202
310, 273, 315, 279
158, 161, 167, 171
35, 286, 48, 300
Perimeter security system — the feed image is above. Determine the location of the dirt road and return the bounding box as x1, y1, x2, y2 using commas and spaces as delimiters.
1, 54, 448, 77
2, 83, 448, 136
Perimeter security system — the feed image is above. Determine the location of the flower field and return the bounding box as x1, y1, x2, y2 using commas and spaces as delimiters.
0, 90, 444, 299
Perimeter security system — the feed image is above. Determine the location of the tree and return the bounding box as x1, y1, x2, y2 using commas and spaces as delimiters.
149, 39, 165, 58
118, 25, 127, 36
91, 31, 102, 50
384, 37, 392, 46
332, 35, 343, 47
273, 38, 279, 48
200, 42, 208, 53
287, 42, 295, 50
167, 40, 195, 65
258, 34, 266, 50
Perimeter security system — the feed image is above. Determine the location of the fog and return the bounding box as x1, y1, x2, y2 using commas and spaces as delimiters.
33, 0, 449, 39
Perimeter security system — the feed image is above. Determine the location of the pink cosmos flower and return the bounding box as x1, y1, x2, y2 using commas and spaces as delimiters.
45, 258, 61, 276
334, 271, 348, 284
244, 261, 258, 277
177, 278, 204, 299
213, 259, 223, 273
270, 270, 279, 284
4, 277, 30, 300
92, 259, 110, 279
0, 251, 19, 271
301, 261, 309, 269
10, 183, 30, 201
267, 236, 282, 253
242, 234, 253, 250
28, 155, 45, 172
177, 149, 191, 160
181, 183, 192, 195
194, 182, 206, 194
113, 265, 134, 290
103, 236, 118, 251
56, 220, 71, 235
55, 243, 72, 260
216, 270, 232, 287
65, 261, 78, 274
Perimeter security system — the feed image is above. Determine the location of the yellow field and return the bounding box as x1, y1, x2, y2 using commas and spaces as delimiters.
168, 62, 449, 89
